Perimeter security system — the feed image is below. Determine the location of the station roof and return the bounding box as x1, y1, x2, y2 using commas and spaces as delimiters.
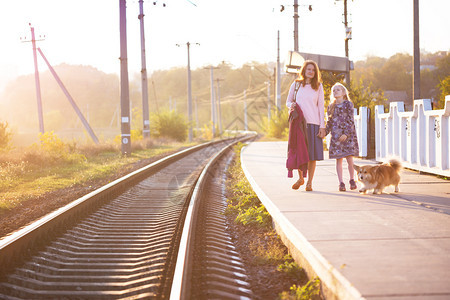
285, 51, 353, 74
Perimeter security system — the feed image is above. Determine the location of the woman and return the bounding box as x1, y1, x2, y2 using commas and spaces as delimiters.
286, 60, 326, 191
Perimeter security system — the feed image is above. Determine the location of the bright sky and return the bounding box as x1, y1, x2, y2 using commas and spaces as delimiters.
0, 0, 448, 93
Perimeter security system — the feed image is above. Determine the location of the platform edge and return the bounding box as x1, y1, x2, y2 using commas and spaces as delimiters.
240, 143, 365, 300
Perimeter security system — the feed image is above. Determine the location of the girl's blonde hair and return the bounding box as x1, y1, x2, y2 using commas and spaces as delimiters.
295, 60, 322, 91
328, 82, 351, 116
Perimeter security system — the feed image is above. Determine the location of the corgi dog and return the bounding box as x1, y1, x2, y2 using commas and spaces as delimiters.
354, 160, 402, 194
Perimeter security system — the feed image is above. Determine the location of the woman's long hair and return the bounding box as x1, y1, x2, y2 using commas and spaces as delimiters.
295, 60, 322, 91
328, 82, 351, 116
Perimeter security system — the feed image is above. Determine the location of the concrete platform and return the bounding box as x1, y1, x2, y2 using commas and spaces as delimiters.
241, 141, 450, 300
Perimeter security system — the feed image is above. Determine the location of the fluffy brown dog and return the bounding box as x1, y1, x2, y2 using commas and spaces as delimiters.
354, 160, 402, 194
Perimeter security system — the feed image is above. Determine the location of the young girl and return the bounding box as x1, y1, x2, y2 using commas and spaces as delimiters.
325, 83, 359, 191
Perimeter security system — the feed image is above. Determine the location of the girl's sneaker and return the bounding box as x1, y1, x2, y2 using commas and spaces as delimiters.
339, 182, 346, 192
349, 179, 357, 190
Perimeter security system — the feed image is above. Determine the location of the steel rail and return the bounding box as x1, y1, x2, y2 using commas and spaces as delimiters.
170, 134, 256, 299
0, 137, 234, 278
0, 133, 258, 299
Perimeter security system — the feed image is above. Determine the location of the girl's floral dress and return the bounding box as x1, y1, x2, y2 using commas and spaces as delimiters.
325, 100, 360, 159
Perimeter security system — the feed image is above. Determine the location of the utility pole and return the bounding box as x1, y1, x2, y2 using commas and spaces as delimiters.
343, 0, 349, 58
194, 96, 199, 131
38, 48, 99, 144
276, 30, 281, 110
119, 0, 131, 155
251, 64, 275, 118
343, 0, 351, 85
285, 1, 312, 52
22, 24, 45, 134
293, 0, 299, 51
187, 42, 193, 142
413, 0, 420, 101
177, 42, 199, 142
138, 0, 150, 139
210, 67, 216, 137
216, 78, 224, 135
205, 66, 219, 137
244, 90, 248, 131
266, 81, 271, 121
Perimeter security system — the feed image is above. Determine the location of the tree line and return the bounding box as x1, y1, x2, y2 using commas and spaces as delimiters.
0, 51, 448, 146
352, 51, 449, 108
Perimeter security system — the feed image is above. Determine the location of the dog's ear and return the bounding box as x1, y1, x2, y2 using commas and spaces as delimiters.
354, 165, 360, 172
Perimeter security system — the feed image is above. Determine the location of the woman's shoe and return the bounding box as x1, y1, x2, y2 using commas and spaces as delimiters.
305, 182, 313, 191
292, 177, 304, 190
349, 179, 357, 190
339, 182, 346, 192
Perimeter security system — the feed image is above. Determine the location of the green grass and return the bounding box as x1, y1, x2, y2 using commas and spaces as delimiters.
0, 140, 194, 212
279, 278, 321, 300
277, 256, 305, 279
225, 141, 322, 300
248, 231, 287, 265
225, 142, 272, 229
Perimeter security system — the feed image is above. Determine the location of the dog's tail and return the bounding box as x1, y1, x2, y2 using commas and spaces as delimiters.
389, 159, 402, 172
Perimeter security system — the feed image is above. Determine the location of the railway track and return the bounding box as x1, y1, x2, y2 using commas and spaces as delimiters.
0, 134, 256, 299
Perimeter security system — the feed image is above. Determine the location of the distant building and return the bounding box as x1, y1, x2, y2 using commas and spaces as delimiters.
420, 65, 437, 71
384, 90, 411, 110
384, 91, 408, 103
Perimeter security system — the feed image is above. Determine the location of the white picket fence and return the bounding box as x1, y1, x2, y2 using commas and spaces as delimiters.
373, 96, 450, 177
354, 107, 369, 158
